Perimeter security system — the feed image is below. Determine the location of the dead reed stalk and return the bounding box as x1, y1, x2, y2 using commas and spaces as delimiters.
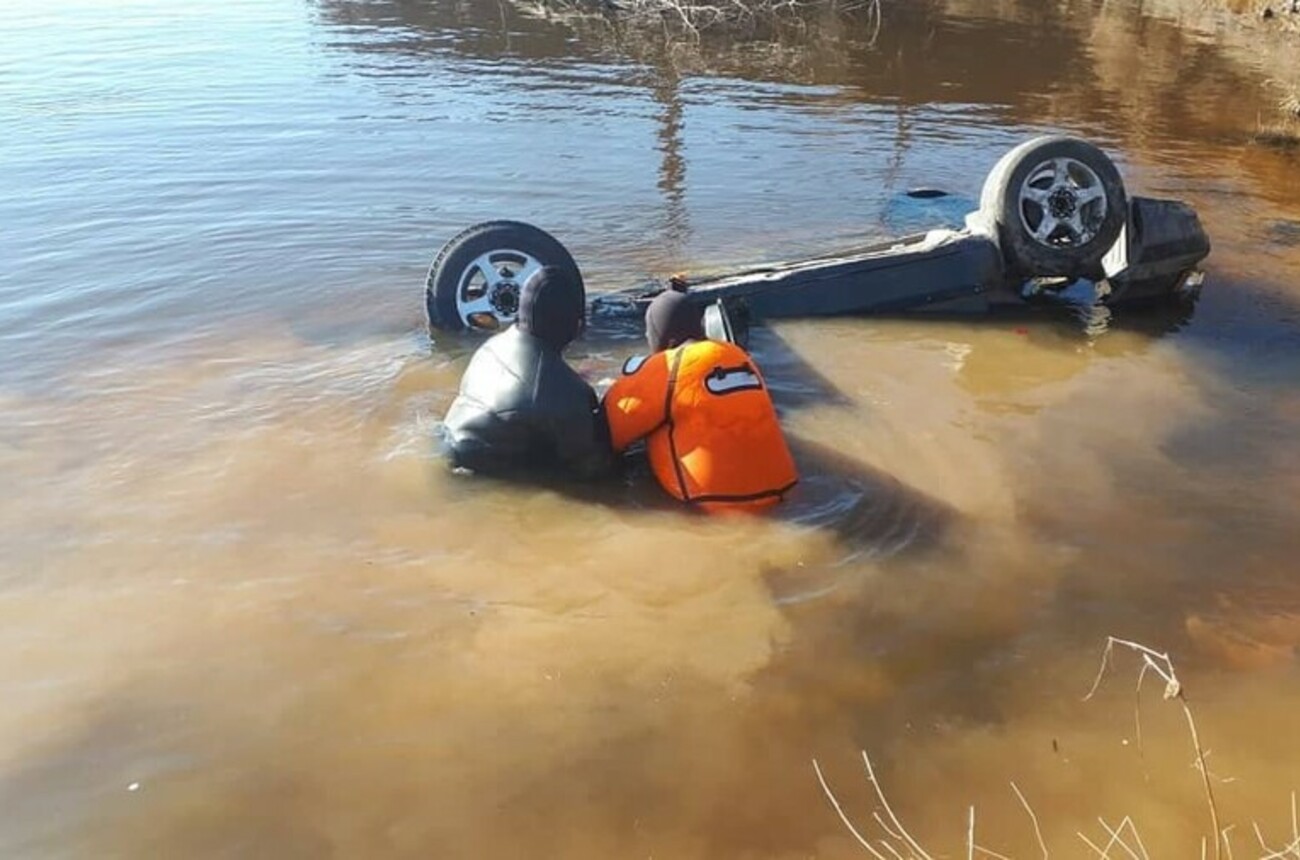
1084, 637, 1222, 860
813, 637, 1298, 859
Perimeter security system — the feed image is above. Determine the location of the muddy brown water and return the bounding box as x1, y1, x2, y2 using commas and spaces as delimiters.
4, 0, 1300, 856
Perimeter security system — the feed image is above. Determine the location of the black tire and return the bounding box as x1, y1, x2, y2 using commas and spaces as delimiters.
425, 220, 583, 333
979, 136, 1127, 279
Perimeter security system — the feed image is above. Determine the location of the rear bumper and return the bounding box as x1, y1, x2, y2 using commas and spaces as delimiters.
1104, 197, 1212, 304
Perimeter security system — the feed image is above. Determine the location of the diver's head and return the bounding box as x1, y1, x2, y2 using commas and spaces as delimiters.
645, 290, 704, 352
517, 265, 585, 349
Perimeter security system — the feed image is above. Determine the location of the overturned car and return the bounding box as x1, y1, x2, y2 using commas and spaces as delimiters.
424, 136, 1210, 339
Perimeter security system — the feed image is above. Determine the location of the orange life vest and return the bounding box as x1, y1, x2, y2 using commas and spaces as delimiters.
603, 339, 798, 511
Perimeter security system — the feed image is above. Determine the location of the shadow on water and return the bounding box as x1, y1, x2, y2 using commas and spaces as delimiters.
432, 316, 951, 578
434, 422, 954, 575
426, 273, 1236, 599
767, 434, 956, 603
746, 324, 858, 412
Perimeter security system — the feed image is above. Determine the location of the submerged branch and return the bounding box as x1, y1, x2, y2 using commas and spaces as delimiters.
512, 0, 881, 40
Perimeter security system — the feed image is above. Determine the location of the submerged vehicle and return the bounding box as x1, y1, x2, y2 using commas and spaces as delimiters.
424, 136, 1210, 340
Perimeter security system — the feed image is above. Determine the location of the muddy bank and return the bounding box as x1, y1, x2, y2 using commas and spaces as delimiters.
1150, 0, 1300, 130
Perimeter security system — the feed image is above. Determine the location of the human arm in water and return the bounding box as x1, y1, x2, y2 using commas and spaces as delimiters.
531, 356, 616, 480
602, 352, 671, 453
551, 380, 615, 480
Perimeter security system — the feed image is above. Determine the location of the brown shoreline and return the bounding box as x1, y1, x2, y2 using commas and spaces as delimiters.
1125, 0, 1300, 132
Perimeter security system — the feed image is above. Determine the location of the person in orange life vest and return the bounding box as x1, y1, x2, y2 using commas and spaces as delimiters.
602, 291, 798, 512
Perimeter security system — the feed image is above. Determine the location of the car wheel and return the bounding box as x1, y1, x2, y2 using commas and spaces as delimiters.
979, 136, 1127, 279
426, 221, 584, 333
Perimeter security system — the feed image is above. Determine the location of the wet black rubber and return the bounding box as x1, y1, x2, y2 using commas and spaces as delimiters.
979, 136, 1127, 280
426, 221, 584, 333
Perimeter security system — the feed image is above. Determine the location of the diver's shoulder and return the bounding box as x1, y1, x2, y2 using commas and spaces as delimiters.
621, 353, 652, 375
684, 338, 747, 363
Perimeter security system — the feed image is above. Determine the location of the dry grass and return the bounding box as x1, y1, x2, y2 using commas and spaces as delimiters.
813, 637, 1300, 860
1252, 80, 1300, 146
1266, 78, 1300, 120
1279, 88, 1300, 118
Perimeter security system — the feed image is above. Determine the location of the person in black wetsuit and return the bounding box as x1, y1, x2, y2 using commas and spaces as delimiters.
440, 265, 612, 480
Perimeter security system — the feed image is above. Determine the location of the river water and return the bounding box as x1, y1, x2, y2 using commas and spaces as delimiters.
3, 0, 1299, 856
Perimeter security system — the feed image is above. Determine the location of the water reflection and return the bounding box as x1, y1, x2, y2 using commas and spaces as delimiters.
311, 0, 1269, 136
650, 61, 692, 252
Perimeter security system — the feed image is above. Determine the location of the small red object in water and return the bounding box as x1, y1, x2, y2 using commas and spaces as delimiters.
1015, 327, 1028, 336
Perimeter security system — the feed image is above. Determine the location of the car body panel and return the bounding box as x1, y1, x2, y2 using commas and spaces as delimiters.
590, 195, 1209, 323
